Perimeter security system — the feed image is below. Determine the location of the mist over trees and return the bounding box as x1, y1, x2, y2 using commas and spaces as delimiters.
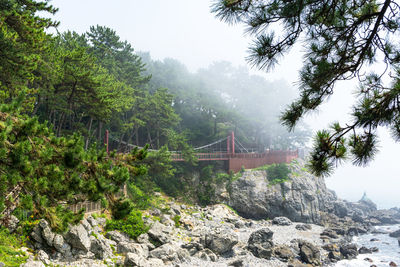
140, 53, 310, 151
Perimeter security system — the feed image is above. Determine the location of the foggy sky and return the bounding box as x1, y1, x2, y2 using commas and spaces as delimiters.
49, 0, 400, 208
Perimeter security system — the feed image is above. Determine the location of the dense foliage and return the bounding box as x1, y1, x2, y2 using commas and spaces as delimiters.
105, 209, 149, 240
0, 97, 147, 231
213, 0, 400, 176
0, 0, 312, 237
0, 228, 27, 266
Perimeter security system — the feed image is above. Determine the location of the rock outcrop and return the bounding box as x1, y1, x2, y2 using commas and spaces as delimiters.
220, 159, 337, 223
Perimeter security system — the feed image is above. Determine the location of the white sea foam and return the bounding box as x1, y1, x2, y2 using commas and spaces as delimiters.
334, 225, 400, 267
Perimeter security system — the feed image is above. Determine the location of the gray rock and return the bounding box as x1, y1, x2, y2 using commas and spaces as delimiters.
147, 221, 171, 245
321, 228, 339, 239
37, 250, 50, 265
358, 246, 372, 254
53, 234, 72, 255
90, 235, 113, 259
39, 220, 55, 247
96, 217, 107, 227
389, 229, 400, 238
65, 224, 91, 252
20, 261, 45, 267
228, 258, 244, 267
117, 242, 149, 258
182, 242, 204, 256
298, 240, 321, 265
295, 224, 312, 231
31, 224, 43, 244
273, 245, 295, 262
195, 248, 218, 262
272, 216, 292, 226
222, 160, 338, 223
0, 262, 4, 267
124, 252, 147, 266
202, 227, 238, 255
146, 258, 165, 266
149, 243, 178, 261
86, 216, 98, 228
340, 243, 358, 259
105, 230, 129, 243
329, 250, 342, 261
247, 228, 274, 259
4, 215, 19, 233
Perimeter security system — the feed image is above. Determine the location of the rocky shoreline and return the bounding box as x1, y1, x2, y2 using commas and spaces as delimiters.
12, 202, 400, 267
6, 159, 400, 266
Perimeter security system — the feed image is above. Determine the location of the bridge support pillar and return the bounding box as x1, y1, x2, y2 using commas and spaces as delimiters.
231, 131, 235, 156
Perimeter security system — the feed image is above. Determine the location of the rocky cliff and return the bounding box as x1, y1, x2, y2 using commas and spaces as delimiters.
216, 159, 378, 224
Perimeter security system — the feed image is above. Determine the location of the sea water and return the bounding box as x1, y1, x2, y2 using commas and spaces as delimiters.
334, 224, 400, 267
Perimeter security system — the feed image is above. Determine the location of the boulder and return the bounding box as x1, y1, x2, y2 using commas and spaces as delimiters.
64, 224, 91, 252
273, 245, 295, 262
20, 261, 45, 267
147, 221, 171, 245
117, 242, 149, 258
247, 228, 274, 259
37, 250, 50, 265
389, 229, 400, 238
105, 230, 130, 243
358, 246, 372, 254
5, 215, 19, 233
320, 228, 338, 239
53, 234, 71, 256
194, 248, 218, 262
124, 252, 147, 266
90, 235, 113, 259
340, 244, 358, 259
272, 216, 292, 226
295, 224, 312, 231
149, 243, 178, 261
202, 227, 238, 254
298, 240, 321, 265
328, 251, 342, 261
182, 242, 204, 256
39, 220, 55, 247
371, 247, 379, 252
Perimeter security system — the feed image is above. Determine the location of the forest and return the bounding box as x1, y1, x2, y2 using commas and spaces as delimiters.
0, 1, 308, 258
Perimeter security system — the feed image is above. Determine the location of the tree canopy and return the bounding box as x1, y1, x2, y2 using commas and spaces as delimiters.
213, 0, 400, 176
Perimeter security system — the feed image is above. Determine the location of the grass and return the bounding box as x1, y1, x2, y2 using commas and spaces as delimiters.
0, 228, 28, 266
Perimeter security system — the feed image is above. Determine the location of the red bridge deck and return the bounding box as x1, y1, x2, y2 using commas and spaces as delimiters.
171, 150, 298, 172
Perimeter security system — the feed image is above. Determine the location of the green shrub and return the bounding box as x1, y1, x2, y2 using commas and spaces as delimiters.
127, 183, 150, 210
266, 163, 291, 184
105, 209, 149, 239
0, 228, 28, 266
111, 199, 134, 220
173, 215, 181, 228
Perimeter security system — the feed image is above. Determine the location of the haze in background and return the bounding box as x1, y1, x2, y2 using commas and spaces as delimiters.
49, 0, 400, 208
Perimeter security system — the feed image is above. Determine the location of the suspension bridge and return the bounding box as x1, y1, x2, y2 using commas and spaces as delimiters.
106, 131, 298, 172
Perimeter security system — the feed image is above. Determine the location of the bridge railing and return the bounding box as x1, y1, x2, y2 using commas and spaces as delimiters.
171, 152, 230, 161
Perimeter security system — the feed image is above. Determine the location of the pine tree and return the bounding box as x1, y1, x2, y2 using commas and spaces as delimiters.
213, 0, 400, 176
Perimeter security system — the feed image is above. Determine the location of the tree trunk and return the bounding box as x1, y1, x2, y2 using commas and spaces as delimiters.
117, 133, 125, 152
156, 130, 160, 149
147, 129, 153, 149
135, 126, 139, 146
214, 118, 217, 136
57, 112, 65, 137
85, 117, 93, 150
98, 121, 103, 142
